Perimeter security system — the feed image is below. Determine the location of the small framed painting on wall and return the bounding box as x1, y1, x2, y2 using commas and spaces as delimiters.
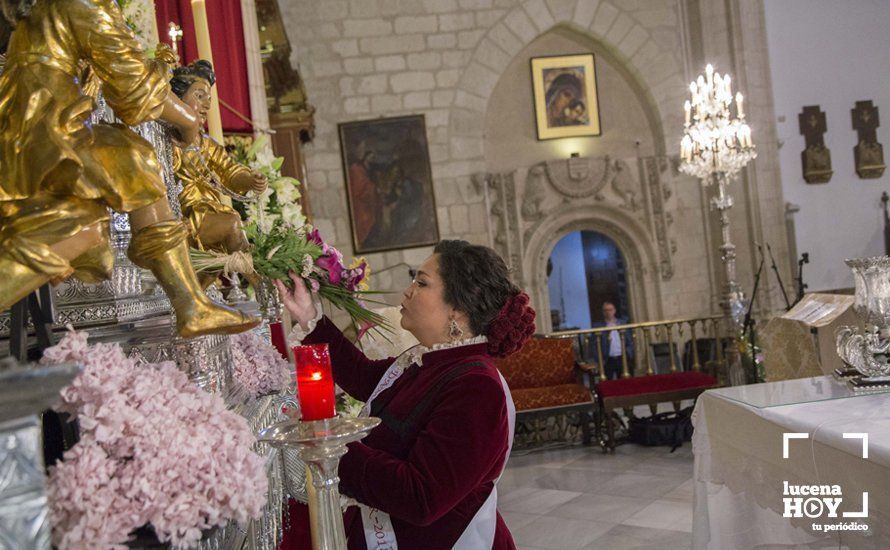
531, 53, 601, 140
338, 115, 439, 254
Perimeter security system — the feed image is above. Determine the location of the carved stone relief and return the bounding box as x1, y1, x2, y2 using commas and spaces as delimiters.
521, 165, 548, 221
610, 159, 640, 211
544, 155, 612, 199
476, 153, 677, 329
473, 172, 524, 287
642, 156, 676, 281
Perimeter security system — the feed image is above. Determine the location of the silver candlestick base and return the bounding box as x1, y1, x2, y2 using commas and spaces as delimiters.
257, 415, 380, 550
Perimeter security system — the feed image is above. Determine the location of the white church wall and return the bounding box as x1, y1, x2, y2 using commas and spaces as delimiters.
765, 0, 890, 292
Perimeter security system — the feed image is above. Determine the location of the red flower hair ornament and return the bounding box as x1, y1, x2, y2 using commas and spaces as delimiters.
487, 291, 536, 358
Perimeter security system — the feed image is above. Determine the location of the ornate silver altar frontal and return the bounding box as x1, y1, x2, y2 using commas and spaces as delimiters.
0, 361, 82, 550
0, 417, 50, 550
196, 395, 286, 550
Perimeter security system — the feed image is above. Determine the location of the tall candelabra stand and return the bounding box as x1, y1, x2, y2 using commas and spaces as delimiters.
257, 416, 380, 549
679, 64, 756, 384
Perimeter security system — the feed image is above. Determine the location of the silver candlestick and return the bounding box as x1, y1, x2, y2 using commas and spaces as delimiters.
680, 64, 757, 385
712, 173, 747, 327
257, 416, 380, 549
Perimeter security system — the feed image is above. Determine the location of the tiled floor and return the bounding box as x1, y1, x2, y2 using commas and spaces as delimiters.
500, 443, 694, 549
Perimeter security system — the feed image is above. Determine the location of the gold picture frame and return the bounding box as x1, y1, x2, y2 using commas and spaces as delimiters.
531, 53, 601, 140
338, 115, 440, 254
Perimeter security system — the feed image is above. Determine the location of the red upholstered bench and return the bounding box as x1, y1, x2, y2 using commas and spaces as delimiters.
596, 371, 718, 452
495, 337, 596, 445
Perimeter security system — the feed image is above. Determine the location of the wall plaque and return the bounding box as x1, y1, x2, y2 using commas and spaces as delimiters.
852, 100, 885, 179
799, 105, 832, 184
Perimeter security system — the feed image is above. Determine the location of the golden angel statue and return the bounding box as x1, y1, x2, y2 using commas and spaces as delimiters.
0, 0, 259, 337
168, 60, 267, 254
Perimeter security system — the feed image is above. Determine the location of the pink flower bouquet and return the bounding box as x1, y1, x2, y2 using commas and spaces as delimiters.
42, 331, 268, 549
230, 330, 292, 398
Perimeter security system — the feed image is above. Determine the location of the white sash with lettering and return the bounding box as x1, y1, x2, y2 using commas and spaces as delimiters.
358, 342, 515, 550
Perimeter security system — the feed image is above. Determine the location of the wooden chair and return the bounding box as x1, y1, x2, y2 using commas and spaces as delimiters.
495, 337, 596, 446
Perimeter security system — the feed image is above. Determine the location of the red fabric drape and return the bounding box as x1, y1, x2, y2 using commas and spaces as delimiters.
154, 0, 253, 133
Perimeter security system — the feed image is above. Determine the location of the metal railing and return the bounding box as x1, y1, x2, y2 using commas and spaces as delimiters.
545, 315, 729, 382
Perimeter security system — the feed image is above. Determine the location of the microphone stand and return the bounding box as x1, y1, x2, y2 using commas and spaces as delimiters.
795, 252, 810, 305
767, 243, 792, 311
742, 246, 766, 384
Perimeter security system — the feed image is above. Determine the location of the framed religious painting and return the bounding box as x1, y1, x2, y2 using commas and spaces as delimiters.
530, 53, 601, 140
338, 115, 440, 254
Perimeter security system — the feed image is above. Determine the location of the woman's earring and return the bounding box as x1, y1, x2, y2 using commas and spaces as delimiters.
449, 319, 464, 341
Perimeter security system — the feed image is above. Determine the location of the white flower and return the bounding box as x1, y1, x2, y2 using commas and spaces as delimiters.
300, 254, 314, 278
253, 149, 276, 169
281, 203, 305, 228
274, 181, 299, 204
256, 212, 277, 234
266, 244, 283, 260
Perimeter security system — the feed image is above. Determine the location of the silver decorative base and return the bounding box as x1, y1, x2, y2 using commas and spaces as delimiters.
258, 416, 381, 550
197, 395, 287, 550
0, 361, 82, 550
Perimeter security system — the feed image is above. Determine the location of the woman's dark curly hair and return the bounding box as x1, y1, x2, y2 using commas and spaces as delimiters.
434, 240, 536, 357
170, 59, 215, 99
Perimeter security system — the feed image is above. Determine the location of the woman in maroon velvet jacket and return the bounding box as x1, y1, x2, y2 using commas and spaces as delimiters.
275, 240, 536, 549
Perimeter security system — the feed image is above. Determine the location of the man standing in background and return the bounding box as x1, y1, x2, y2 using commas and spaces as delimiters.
593, 301, 634, 380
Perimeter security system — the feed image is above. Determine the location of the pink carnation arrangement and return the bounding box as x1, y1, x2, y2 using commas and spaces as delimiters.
42, 331, 268, 549
230, 331, 292, 398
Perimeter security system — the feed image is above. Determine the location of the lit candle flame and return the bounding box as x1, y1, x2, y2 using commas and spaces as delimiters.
311, 371, 323, 381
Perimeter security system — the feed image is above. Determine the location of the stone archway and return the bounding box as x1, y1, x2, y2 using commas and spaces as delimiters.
524, 204, 664, 333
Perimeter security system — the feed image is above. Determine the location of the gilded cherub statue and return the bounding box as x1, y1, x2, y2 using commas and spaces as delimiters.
0, 0, 260, 337
168, 60, 267, 254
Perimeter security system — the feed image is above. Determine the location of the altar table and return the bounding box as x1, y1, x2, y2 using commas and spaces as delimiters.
692, 376, 890, 549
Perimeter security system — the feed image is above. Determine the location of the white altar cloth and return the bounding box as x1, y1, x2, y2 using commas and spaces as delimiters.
692, 376, 890, 549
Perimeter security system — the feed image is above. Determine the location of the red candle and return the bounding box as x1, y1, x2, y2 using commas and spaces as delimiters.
292, 343, 336, 421
269, 321, 288, 360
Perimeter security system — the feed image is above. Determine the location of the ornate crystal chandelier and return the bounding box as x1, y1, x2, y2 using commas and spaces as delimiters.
680, 64, 756, 182
680, 64, 756, 385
